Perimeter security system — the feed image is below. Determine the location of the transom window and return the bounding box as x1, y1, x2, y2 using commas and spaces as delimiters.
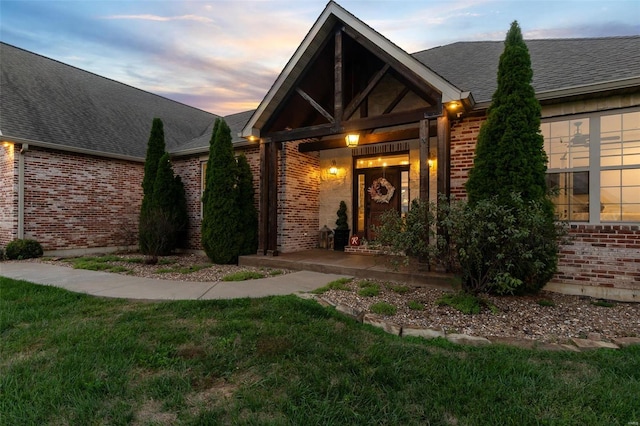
542, 108, 640, 223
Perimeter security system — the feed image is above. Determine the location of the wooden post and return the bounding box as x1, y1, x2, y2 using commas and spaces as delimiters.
419, 119, 429, 201
334, 28, 343, 128
437, 115, 450, 199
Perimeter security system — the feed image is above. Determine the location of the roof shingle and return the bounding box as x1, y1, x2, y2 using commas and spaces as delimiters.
0, 42, 217, 159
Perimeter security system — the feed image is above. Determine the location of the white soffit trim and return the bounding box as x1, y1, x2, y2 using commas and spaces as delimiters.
241, 1, 462, 138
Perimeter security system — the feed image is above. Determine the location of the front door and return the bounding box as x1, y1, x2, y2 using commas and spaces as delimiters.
354, 163, 408, 241
365, 168, 400, 240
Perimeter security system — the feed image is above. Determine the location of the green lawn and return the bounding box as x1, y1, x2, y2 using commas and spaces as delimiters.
1, 277, 638, 425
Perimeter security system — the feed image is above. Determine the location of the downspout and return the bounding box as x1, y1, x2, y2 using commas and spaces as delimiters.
18, 143, 28, 239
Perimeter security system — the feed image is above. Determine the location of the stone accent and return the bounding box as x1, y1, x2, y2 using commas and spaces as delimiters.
319, 297, 630, 351
402, 326, 445, 339
446, 333, 492, 346
488, 337, 537, 349
363, 313, 402, 335
316, 296, 337, 307
612, 337, 640, 347
571, 338, 620, 350
335, 303, 364, 322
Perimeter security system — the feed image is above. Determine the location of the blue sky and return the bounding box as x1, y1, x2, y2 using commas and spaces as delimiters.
1, 0, 638, 116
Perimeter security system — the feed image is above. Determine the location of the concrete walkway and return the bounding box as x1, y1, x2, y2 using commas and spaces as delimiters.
0, 262, 350, 301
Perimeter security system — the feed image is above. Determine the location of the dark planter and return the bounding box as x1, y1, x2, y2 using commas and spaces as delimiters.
333, 229, 350, 251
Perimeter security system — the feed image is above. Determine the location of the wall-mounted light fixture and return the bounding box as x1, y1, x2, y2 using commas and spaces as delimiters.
427, 150, 436, 168
329, 160, 338, 175
446, 101, 461, 111
345, 133, 359, 148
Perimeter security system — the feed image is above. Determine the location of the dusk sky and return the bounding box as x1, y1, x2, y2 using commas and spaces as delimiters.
2, 0, 639, 116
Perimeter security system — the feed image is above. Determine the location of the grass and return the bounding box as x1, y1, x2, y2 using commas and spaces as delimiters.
537, 299, 556, 307
592, 300, 616, 308
407, 300, 424, 311
222, 271, 266, 281
370, 302, 397, 316
436, 292, 482, 314
386, 283, 411, 294
358, 280, 380, 297
66, 256, 133, 273
2, 277, 639, 425
311, 277, 352, 294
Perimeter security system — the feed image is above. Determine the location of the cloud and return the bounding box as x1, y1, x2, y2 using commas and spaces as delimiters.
102, 14, 214, 23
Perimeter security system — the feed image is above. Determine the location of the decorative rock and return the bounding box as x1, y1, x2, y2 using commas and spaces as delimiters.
363, 313, 401, 335
537, 343, 580, 352
446, 333, 491, 346
488, 336, 537, 349
571, 338, 619, 350
402, 326, 445, 339
611, 337, 640, 347
335, 304, 364, 322
315, 296, 336, 307
587, 332, 602, 341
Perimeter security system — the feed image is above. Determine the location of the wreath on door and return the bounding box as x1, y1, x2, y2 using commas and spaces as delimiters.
367, 177, 395, 204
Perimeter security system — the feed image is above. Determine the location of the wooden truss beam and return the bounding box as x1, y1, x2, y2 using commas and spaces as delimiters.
298, 127, 419, 152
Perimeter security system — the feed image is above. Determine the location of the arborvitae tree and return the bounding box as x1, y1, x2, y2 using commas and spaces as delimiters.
139, 118, 166, 253
141, 118, 166, 212
236, 154, 258, 255
173, 175, 189, 249
465, 21, 549, 207
201, 119, 241, 264
461, 21, 559, 293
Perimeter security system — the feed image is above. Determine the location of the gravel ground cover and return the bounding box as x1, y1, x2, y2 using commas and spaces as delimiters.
30, 253, 640, 343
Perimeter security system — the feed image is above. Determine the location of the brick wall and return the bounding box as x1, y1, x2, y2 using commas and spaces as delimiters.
278, 140, 320, 252
450, 115, 485, 199
173, 145, 261, 251
22, 147, 143, 251
550, 225, 640, 296
0, 143, 18, 246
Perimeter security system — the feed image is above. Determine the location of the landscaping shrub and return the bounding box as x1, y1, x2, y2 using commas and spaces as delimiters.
202, 119, 242, 264
0, 247, 5, 261
373, 198, 436, 268
5, 239, 44, 260
439, 193, 564, 295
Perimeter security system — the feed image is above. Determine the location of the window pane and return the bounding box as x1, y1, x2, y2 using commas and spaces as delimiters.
547, 172, 589, 221
622, 204, 640, 221
357, 174, 365, 232
601, 186, 621, 204
601, 169, 620, 187
622, 168, 640, 186
401, 171, 409, 215
622, 187, 640, 204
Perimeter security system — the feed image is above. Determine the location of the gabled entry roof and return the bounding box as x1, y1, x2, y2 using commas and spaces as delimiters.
241, 1, 464, 139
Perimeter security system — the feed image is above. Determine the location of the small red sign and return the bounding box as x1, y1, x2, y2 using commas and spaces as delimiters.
349, 235, 360, 246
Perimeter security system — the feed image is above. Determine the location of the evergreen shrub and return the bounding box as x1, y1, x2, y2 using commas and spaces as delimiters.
5, 239, 44, 260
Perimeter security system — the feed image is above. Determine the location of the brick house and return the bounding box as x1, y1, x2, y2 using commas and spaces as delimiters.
1, 2, 639, 300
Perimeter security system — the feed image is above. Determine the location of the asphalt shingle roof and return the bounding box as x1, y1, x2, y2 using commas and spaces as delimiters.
2, 36, 638, 158
173, 110, 256, 154
413, 36, 640, 104
1, 42, 218, 159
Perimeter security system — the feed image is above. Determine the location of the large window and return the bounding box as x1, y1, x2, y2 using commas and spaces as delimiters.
542, 108, 640, 223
